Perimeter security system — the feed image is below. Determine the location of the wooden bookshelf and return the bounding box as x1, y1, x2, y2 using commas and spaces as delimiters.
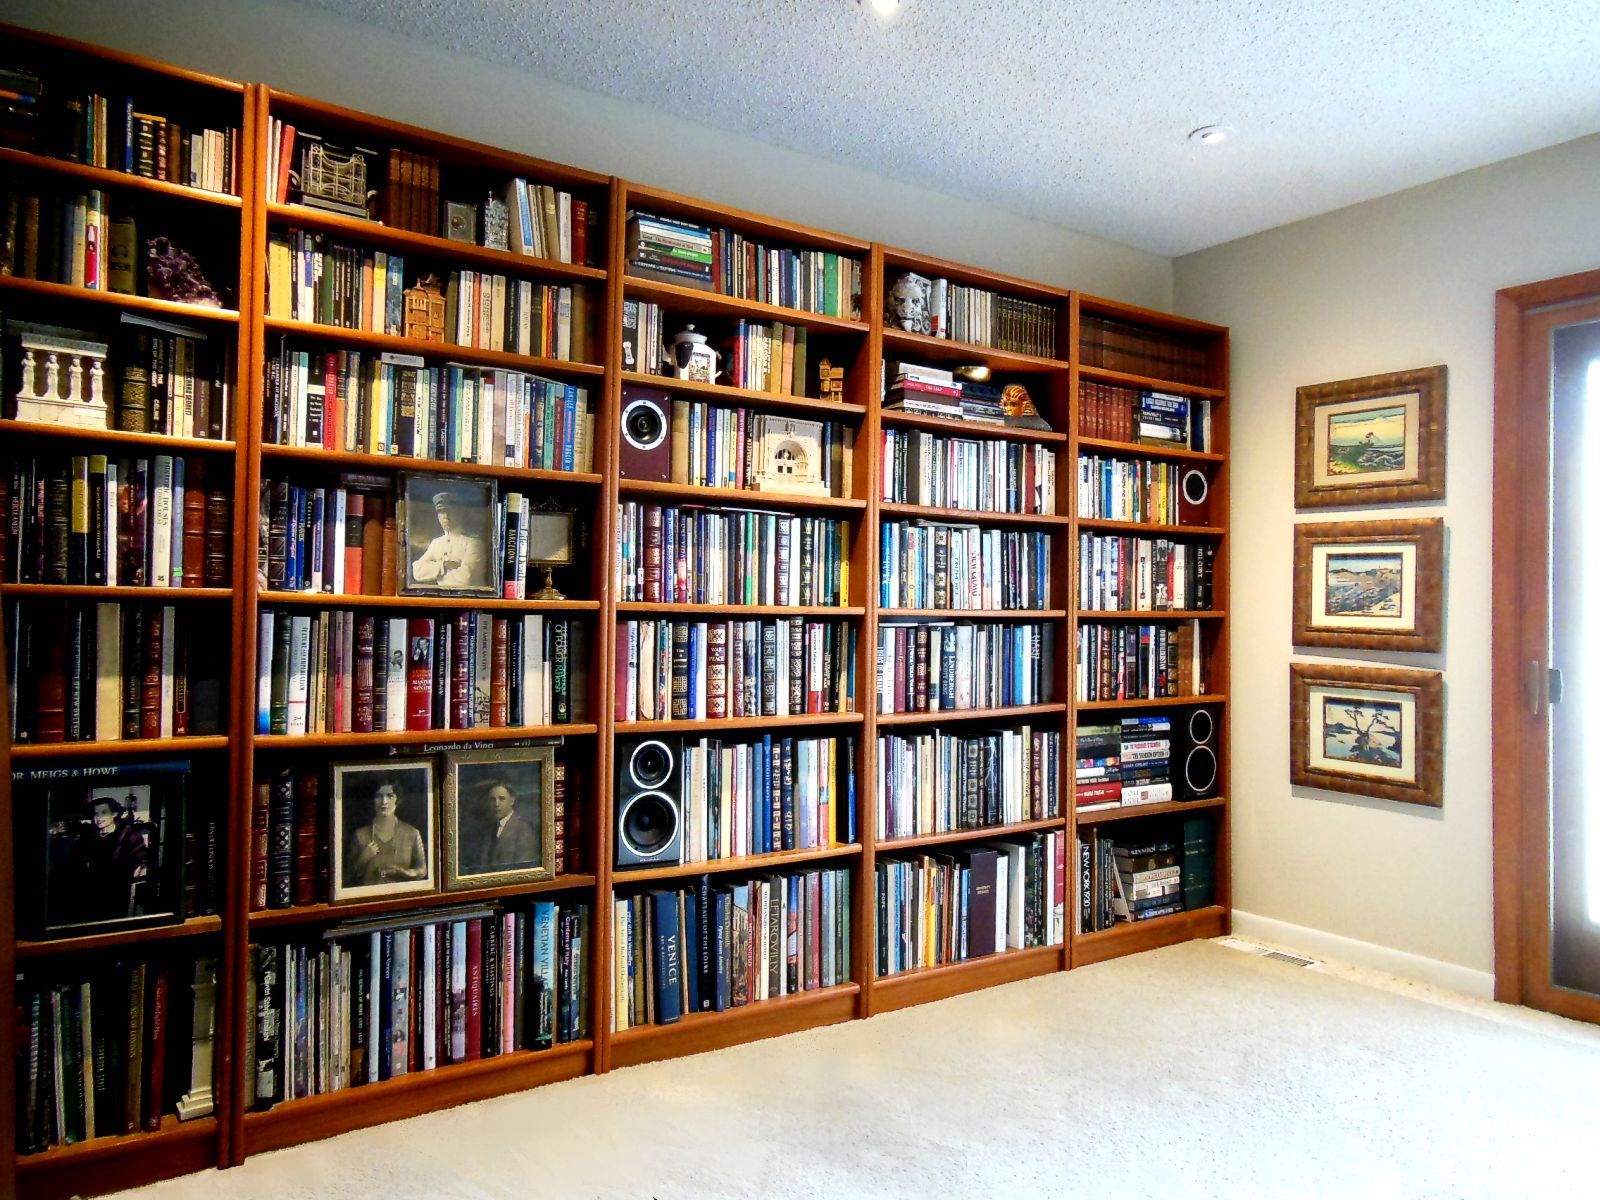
0, 29, 1233, 1194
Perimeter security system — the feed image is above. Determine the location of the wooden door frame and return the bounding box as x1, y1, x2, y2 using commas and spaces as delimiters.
1493, 266, 1600, 1016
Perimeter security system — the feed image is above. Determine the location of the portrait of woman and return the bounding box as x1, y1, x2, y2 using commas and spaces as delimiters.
331, 759, 437, 901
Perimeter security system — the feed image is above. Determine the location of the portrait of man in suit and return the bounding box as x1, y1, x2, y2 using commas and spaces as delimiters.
446, 748, 554, 887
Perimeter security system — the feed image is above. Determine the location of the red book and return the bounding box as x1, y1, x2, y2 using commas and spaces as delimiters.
489, 618, 509, 728
465, 918, 483, 1061
323, 353, 340, 450
572, 198, 589, 266
144, 968, 167, 1131
140, 606, 164, 739
181, 460, 207, 587
361, 495, 384, 596
643, 506, 663, 603
808, 872, 823, 989
293, 768, 321, 905
274, 123, 296, 204
30, 613, 68, 743
407, 617, 435, 730
343, 491, 365, 595
451, 616, 471, 729
353, 614, 375, 733
552, 759, 567, 876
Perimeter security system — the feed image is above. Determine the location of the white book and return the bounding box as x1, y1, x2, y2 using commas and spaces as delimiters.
159, 604, 176, 736
103, 459, 118, 586
169, 457, 184, 583
367, 932, 382, 1084
523, 614, 545, 726
449, 923, 468, 1061
612, 900, 631, 1032
386, 618, 408, 733
286, 614, 311, 734
150, 455, 174, 586
256, 611, 275, 732
557, 191, 572, 263
95, 602, 121, 741
473, 616, 493, 727
331, 489, 347, 594
421, 926, 438, 1071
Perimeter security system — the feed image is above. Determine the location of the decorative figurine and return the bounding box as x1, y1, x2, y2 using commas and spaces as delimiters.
816, 358, 846, 405
664, 324, 721, 384
1002, 382, 1053, 431
12, 325, 111, 428
886, 271, 933, 335
294, 134, 378, 219
754, 415, 829, 497
480, 192, 509, 251
403, 273, 446, 342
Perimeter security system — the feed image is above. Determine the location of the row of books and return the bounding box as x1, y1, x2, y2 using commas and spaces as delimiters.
878, 521, 1052, 611
1076, 454, 1195, 524
1076, 821, 1217, 932
7, 601, 225, 743
261, 338, 595, 471
250, 758, 579, 912
875, 725, 1062, 841
625, 211, 861, 318
1075, 715, 1178, 812
889, 277, 1057, 357
249, 902, 591, 1109
255, 610, 589, 736
879, 428, 1058, 514
2, 453, 230, 588
1075, 621, 1203, 703
15, 956, 204, 1153
876, 832, 1066, 977
613, 869, 852, 1030
495, 176, 595, 265
660, 402, 855, 497
620, 302, 825, 400
875, 620, 1055, 715
1078, 381, 1215, 452
1080, 316, 1213, 389
661, 734, 858, 865
615, 502, 851, 608
1077, 535, 1218, 612
881, 361, 1021, 428
615, 618, 856, 723
1, 187, 134, 293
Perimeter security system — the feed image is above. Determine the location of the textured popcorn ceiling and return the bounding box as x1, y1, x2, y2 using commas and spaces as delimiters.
297, 0, 1600, 256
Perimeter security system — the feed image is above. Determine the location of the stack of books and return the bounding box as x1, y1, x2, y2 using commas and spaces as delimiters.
884, 361, 961, 418
624, 211, 713, 290
1118, 714, 1173, 807
1137, 391, 1213, 452
1074, 723, 1122, 813
1112, 838, 1183, 923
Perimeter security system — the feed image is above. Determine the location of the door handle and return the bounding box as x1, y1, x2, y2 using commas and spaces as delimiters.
1549, 666, 1565, 705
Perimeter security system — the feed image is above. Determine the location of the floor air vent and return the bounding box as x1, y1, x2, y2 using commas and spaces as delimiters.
1259, 950, 1317, 967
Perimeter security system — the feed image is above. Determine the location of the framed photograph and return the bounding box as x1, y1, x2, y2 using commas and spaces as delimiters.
1293, 518, 1444, 651
441, 745, 557, 891
1295, 365, 1446, 507
13, 758, 187, 939
1290, 663, 1443, 807
331, 759, 437, 902
398, 472, 500, 597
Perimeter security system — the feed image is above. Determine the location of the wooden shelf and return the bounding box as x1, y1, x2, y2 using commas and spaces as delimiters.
1077, 363, 1226, 400
240, 1040, 592, 1157
617, 602, 865, 618
249, 874, 597, 929
254, 723, 597, 749
1073, 905, 1229, 967
1, 584, 232, 601
872, 943, 1062, 1014
882, 245, 1070, 306
266, 202, 607, 282
613, 844, 861, 885
882, 327, 1065, 375
619, 711, 864, 735
609, 983, 860, 1070
9, 735, 229, 759
878, 501, 1069, 527
620, 371, 866, 419
16, 1115, 218, 1181
0, 275, 240, 324
16, 915, 224, 959
619, 479, 866, 514
624, 275, 868, 334
261, 317, 606, 379
1075, 796, 1228, 826
875, 703, 1066, 728
259, 591, 599, 612
0, 420, 236, 454
878, 608, 1065, 620
1076, 517, 1225, 536
258, 443, 601, 485
1076, 435, 1224, 464
1075, 609, 1226, 620
0, 145, 242, 208
1075, 694, 1225, 712
624, 181, 871, 256
880, 407, 1068, 444
877, 817, 1066, 853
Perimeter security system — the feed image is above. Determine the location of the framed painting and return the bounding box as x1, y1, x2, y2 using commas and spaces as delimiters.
1290, 663, 1443, 807
1294, 366, 1446, 507
1292, 518, 1444, 651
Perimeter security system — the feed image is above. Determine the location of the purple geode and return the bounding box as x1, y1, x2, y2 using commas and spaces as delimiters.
146, 236, 224, 308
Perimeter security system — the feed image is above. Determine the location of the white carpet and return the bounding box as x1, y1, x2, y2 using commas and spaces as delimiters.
111, 940, 1600, 1199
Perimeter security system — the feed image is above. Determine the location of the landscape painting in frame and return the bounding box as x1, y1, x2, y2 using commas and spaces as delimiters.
1293, 519, 1443, 651
1295, 366, 1446, 507
1290, 663, 1442, 807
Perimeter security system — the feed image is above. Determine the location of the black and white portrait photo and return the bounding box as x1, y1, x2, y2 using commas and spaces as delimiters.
442, 745, 556, 890
331, 759, 437, 901
399, 472, 499, 597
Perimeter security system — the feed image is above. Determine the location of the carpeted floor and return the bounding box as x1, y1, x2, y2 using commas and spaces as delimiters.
111, 940, 1600, 1199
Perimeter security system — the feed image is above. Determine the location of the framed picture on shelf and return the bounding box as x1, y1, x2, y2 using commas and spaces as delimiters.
398, 472, 500, 597
440, 745, 557, 891
1293, 518, 1445, 651
331, 759, 437, 901
1294, 365, 1446, 508
14, 758, 188, 939
1289, 663, 1443, 807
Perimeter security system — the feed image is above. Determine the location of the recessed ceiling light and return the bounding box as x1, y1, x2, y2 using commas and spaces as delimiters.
861, 0, 901, 16
1189, 125, 1235, 146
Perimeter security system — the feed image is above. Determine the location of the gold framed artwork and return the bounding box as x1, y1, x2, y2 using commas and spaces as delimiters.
1295, 366, 1446, 507
1293, 518, 1444, 651
440, 745, 557, 891
330, 759, 438, 902
1289, 663, 1443, 807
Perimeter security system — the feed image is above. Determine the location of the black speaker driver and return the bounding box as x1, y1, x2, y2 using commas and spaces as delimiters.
620, 791, 679, 857
629, 738, 674, 789
622, 397, 666, 449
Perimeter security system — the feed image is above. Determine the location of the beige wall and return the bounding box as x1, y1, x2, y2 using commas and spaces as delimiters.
5, 0, 1170, 307
1175, 133, 1600, 984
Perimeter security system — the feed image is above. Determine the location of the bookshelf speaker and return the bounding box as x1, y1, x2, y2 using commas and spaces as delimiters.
1178, 468, 1210, 525
1172, 706, 1220, 802
619, 386, 672, 482
615, 737, 682, 868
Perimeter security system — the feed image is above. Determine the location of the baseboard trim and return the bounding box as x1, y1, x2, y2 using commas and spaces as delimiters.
1229, 911, 1495, 1000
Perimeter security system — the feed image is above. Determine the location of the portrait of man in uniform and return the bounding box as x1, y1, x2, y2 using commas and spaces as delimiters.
399, 474, 499, 596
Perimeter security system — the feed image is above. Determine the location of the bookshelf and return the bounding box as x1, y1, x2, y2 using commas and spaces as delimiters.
0, 26, 1231, 1197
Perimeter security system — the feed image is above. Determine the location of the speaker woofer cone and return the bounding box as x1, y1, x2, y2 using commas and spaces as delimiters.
620, 790, 679, 858
1187, 708, 1215, 746
622, 397, 666, 450
1184, 745, 1218, 796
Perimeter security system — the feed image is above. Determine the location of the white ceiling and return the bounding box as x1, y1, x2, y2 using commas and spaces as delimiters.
298, 0, 1600, 256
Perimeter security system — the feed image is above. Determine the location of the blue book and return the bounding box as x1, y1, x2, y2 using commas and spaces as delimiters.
285, 484, 301, 591
682, 889, 702, 1015
531, 901, 557, 1049
385, 255, 405, 335
713, 888, 732, 1012
650, 890, 682, 1025
562, 385, 578, 472
695, 875, 714, 1011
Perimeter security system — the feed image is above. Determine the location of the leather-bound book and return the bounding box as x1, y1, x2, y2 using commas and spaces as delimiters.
140, 605, 163, 738
182, 458, 207, 587
352, 613, 376, 733
204, 480, 230, 587
293, 768, 322, 906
